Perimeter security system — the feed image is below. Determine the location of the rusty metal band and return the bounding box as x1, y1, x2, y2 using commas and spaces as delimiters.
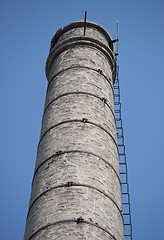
46, 38, 115, 79
27, 183, 123, 223
28, 219, 117, 240
50, 36, 114, 58
47, 65, 113, 90
37, 119, 118, 152
32, 150, 121, 187
43, 91, 115, 121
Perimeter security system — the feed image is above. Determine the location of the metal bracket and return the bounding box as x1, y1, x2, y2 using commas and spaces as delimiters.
66, 181, 73, 186
112, 39, 119, 43
76, 216, 84, 224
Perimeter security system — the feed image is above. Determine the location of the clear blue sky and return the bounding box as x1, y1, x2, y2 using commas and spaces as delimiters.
0, 0, 164, 239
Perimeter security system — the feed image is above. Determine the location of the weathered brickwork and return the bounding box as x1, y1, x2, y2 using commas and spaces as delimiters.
24, 21, 124, 240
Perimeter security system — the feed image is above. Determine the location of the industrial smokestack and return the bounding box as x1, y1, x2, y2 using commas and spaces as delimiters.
24, 21, 124, 240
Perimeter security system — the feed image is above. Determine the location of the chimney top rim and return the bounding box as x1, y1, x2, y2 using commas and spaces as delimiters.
50, 20, 113, 49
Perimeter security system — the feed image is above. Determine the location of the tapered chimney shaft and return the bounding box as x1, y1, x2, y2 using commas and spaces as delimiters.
24, 21, 124, 240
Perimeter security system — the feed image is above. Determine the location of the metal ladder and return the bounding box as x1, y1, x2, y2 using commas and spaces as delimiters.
114, 64, 132, 240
